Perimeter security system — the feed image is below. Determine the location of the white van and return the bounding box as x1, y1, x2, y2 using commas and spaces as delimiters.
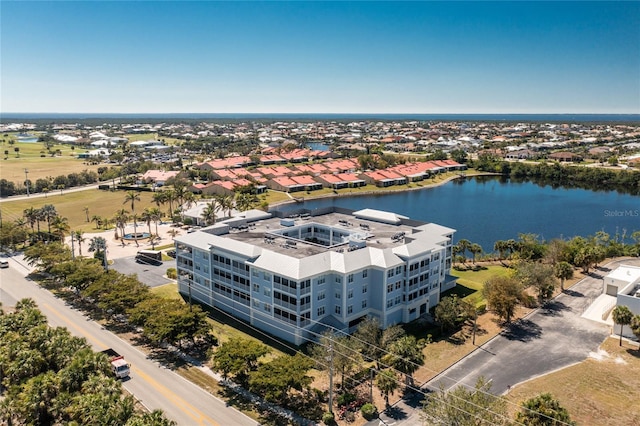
0, 259, 9, 268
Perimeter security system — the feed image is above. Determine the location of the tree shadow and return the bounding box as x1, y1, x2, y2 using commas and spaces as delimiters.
146, 348, 188, 370
383, 405, 409, 421
501, 319, 542, 342
626, 347, 640, 359
563, 289, 584, 298
540, 300, 571, 317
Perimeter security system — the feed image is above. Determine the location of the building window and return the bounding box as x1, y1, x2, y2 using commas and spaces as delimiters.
396, 266, 403, 275
335, 291, 341, 300
253, 299, 260, 308
396, 281, 402, 290
387, 270, 394, 278
348, 289, 354, 299
348, 274, 354, 283
263, 288, 271, 297
335, 276, 342, 284
395, 295, 402, 305
347, 305, 353, 314
318, 291, 325, 301
264, 303, 271, 312
387, 284, 393, 293
252, 269, 259, 277
362, 269, 368, 278
335, 305, 341, 315
386, 299, 393, 308
362, 284, 368, 294
318, 277, 326, 285
253, 283, 260, 292
317, 306, 325, 316
362, 300, 367, 309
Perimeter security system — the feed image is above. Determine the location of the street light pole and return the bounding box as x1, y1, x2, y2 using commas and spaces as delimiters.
24, 169, 30, 196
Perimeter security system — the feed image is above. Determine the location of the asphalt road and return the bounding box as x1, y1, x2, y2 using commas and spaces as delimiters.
374, 260, 634, 426
0, 255, 258, 426
111, 256, 174, 287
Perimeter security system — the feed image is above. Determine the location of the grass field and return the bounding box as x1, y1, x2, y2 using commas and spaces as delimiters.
507, 337, 640, 425
448, 264, 513, 307
1, 140, 104, 183
1, 189, 162, 232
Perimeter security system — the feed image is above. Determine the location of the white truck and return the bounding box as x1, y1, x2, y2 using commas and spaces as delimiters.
101, 348, 130, 379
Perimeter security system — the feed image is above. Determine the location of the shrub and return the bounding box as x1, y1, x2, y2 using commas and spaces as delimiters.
336, 392, 356, 407
322, 411, 335, 425
360, 403, 377, 420
521, 294, 537, 308
166, 268, 177, 279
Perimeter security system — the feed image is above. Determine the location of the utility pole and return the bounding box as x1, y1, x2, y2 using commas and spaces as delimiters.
369, 368, 374, 403
328, 339, 334, 414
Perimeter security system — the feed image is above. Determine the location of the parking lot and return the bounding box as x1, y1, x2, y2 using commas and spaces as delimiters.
110, 256, 174, 288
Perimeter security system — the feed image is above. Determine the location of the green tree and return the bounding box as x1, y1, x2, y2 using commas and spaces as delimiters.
612, 305, 633, 346
375, 369, 400, 407
630, 314, 640, 350
483, 275, 523, 323
515, 261, 557, 304
434, 295, 473, 333
249, 352, 314, 404
123, 190, 141, 213
211, 337, 270, 384
422, 376, 509, 426
353, 316, 405, 369
201, 200, 220, 225
469, 243, 483, 264
515, 393, 576, 425
384, 335, 425, 387
88, 236, 108, 269
553, 261, 574, 291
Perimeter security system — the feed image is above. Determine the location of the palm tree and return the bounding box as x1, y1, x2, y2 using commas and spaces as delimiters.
455, 239, 471, 263
493, 240, 508, 261
113, 209, 129, 241
51, 216, 70, 243
83, 206, 90, 222
131, 213, 140, 247
235, 192, 258, 212
140, 208, 153, 235
612, 305, 633, 346
88, 236, 108, 269
201, 200, 220, 226
167, 229, 179, 240
123, 190, 141, 213
148, 207, 164, 236
469, 243, 482, 264
74, 230, 85, 256
218, 194, 234, 217
385, 335, 425, 387
376, 369, 400, 407
23, 206, 38, 234
40, 204, 58, 236
91, 214, 102, 229
152, 190, 167, 209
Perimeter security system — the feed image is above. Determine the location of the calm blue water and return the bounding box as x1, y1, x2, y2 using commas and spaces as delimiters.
273, 177, 640, 252
307, 142, 331, 151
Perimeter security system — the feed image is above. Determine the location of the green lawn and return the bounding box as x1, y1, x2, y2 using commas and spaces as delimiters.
447, 264, 513, 307
1, 189, 163, 232
1, 140, 104, 183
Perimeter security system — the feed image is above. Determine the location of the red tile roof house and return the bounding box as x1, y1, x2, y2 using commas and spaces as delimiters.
388, 163, 431, 182
140, 170, 180, 186
441, 159, 467, 171
210, 168, 240, 180
279, 149, 309, 163
548, 152, 583, 163
259, 154, 286, 165
291, 163, 328, 176
359, 170, 407, 187
316, 173, 366, 189
191, 179, 256, 196
256, 166, 294, 179
197, 156, 252, 170
322, 158, 360, 173
267, 175, 323, 192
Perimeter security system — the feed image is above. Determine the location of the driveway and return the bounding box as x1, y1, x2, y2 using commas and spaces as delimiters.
375, 259, 638, 426
110, 256, 175, 287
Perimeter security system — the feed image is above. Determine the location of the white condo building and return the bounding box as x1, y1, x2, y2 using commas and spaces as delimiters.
174, 207, 457, 345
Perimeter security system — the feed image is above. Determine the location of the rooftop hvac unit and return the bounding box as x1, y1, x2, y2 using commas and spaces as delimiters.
280, 218, 295, 227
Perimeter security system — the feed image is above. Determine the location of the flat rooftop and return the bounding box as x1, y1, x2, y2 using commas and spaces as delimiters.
193, 208, 453, 260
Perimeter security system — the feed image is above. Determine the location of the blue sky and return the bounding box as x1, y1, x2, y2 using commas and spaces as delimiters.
1, 1, 639, 114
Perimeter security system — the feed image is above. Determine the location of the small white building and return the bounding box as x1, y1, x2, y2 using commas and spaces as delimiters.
604, 265, 640, 331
